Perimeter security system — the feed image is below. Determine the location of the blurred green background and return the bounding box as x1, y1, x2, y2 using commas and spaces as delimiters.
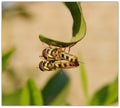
2, 2, 118, 105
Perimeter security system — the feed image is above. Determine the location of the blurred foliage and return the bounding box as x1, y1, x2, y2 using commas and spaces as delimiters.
2, 2, 32, 19
2, 90, 21, 105
89, 76, 118, 105
42, 70, 69, 105
2, 2, 118, 106
2, 47, 16, 71
50, 85, 69, 105
78, 54, 89, 104
2, 71, 69, 105
20, 78, 43, 105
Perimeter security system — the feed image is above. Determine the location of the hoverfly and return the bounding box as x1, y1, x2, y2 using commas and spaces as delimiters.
42, 47, 78, 63
39, 60, 79, 71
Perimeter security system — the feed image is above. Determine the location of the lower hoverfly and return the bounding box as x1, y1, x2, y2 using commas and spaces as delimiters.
42, 47, 78, 63
39, 60, 79, 71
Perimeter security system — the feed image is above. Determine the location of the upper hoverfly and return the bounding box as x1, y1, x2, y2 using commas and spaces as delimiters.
42, 47, 79, 63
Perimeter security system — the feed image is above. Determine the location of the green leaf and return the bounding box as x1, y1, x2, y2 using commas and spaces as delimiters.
89, 76, 118, 105
20, 78, 43, 105
2, 47, 16, 71
39, 35, 77, 48
39, 2, 86, 47
2, 90, 21, 105
89, 85, 109, 105
65, 2, 81, 37
20, 81, 30, 105
78, 54, 89, 104
42, 70, 69, 105
50, 84, 69, 105
104, 76, 118, 105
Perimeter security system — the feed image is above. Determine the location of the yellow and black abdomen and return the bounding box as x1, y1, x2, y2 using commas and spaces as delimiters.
60, 52, 78, 63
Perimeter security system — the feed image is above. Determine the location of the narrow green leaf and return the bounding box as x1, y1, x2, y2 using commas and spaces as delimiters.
65, 2, 81, 36
39, 35, 77, 48
20, 81, 30, 105
78, 54, 89, 104
42, 70, 69, 105
104, 76, 118, 105
2, 47, 16, 71
39, 2, 86, 47
50, 84, 69, 105
20, 78, 43, 105
89, 76, 118, 105
89, 85, 109, 105
2, 90, 21, 105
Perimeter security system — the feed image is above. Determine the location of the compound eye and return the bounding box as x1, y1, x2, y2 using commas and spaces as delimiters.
42, 48, 47, 59
39, 61, 45, 71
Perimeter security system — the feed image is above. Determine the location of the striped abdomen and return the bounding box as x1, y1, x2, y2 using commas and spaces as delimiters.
39, 60, 79, 71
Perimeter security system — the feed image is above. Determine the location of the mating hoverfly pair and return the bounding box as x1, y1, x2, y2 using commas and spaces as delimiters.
39, 46, 79, 71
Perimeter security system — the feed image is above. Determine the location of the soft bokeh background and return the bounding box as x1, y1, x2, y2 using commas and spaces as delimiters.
2, 2, 118, 105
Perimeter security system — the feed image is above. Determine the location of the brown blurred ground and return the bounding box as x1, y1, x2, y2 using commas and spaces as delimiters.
2, 2, 118, 105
